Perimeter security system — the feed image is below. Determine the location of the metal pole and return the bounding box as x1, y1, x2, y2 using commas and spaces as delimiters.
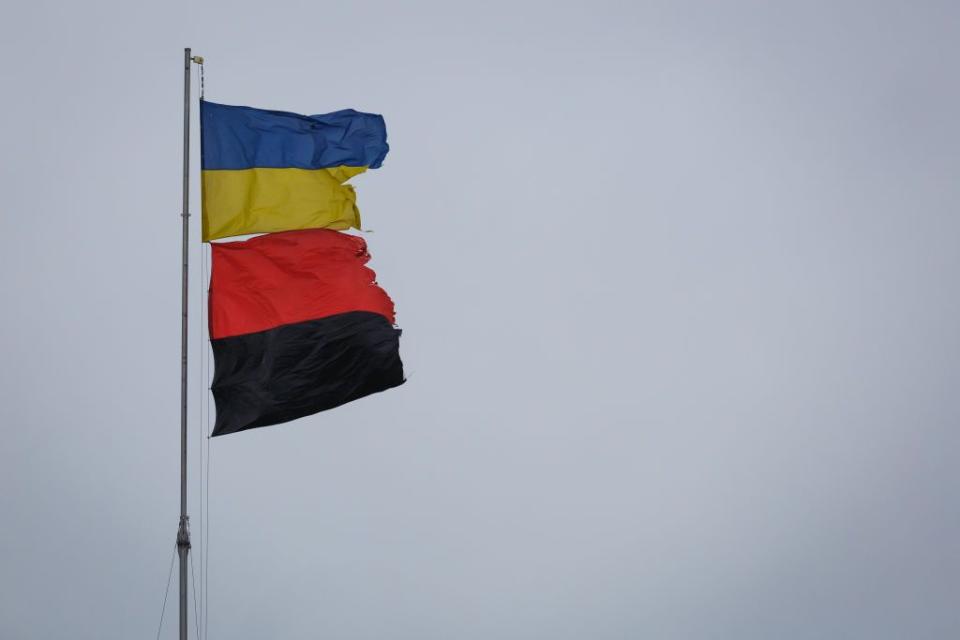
177, 46, 193, 640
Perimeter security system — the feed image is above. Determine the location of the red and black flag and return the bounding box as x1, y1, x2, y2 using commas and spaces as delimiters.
208, 229, 404, 436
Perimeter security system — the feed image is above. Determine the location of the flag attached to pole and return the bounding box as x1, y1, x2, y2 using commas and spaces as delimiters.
208, 229, 404, 436
200, 100, 388, 241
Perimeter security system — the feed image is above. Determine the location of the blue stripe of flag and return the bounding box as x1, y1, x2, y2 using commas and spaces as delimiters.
200, 100, 389, 171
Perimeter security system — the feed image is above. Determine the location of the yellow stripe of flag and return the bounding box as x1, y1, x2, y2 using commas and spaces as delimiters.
201, 166, 368, 241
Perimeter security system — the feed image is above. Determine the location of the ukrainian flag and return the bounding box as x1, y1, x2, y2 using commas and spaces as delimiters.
200, 100, 388, 241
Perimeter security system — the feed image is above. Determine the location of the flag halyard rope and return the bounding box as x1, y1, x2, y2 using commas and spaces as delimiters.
155, 544, 177, 640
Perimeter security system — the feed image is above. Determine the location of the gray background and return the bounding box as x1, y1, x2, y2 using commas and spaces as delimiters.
1, 1, 958, 638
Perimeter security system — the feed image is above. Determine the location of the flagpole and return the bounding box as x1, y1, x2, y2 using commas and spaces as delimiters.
177, 46, 193, 640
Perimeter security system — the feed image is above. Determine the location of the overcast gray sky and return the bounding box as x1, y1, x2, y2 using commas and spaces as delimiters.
1, 1, 958, 638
